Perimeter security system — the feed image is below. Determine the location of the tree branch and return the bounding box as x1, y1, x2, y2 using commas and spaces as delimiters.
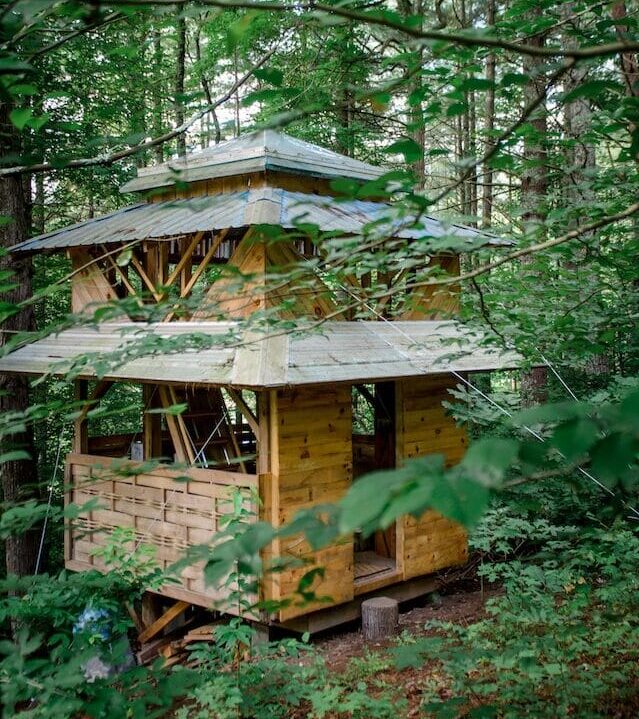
0, 43, 279, 177
405, 201, 639, 290
27, 12, 126, 60
99, 0, 639, 60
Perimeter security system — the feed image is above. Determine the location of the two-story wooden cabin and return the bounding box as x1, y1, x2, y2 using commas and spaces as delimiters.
0, 131, 517, 632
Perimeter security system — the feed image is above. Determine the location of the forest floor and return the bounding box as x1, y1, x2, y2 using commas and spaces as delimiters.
303, 575, 502, 717
315, 583, 498, 670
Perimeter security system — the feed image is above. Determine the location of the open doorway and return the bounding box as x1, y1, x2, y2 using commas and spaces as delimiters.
352, 382, 399, 589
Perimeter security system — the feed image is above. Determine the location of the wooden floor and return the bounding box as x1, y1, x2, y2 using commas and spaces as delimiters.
354, 551, 396, 582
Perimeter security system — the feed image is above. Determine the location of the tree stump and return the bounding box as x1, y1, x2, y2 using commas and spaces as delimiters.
361, 597, 399, 641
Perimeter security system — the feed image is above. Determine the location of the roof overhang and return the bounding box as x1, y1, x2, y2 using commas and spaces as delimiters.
0, 320, 521, 389
11, 189, 508, 254
121, 130, 386, 193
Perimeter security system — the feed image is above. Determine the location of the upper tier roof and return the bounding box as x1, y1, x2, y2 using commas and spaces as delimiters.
12, 188, 506, 254
120, 129, 386, 193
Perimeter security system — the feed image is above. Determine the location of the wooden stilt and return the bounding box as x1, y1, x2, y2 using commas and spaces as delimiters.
138, 600, 190, 644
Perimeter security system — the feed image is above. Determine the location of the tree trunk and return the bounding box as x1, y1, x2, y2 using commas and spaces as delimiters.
233, 47, 241, 138
482, 0, 496, 228
175, 13, 187, 157
520, 9, 548, 405
563, 4, 610, 377
152, 28, 165, 163
0, 102, 40, 578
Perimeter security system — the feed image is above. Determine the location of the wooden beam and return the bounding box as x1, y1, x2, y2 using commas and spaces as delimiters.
158, 386, 192, 464
130, 254, 163, 302
73, 380, 89, 455
163, 229, 228, 321
168, 386, 196, 465
181, 229, 228, 298
354, 384, 375, 409
138, 600, 189, 644
143, 384, 162, 460
104, 253, 139, 298
76, 379, 113, 425
227, 388, 259, 436
214, 392, 246, 474
164, 231, 204, 290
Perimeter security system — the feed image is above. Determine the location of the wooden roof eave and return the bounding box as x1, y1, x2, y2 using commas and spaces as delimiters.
0, 321, 522, 389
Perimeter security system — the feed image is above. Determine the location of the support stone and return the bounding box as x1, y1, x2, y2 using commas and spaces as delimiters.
361, 596, 399, 641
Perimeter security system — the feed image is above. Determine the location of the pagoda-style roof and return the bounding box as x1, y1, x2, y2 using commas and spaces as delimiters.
11, 188, 505, 254
120, 130, 385, 193
0, 320, 519, 388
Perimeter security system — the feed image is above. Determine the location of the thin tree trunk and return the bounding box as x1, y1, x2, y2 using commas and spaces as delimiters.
468, 87, 478, 224
152, 28, 165, 163
482, 0, 496, 227
233, 48, 241, 138
563, 4, 609, 377
175, 13, 187, 157
0, 102, 39, 579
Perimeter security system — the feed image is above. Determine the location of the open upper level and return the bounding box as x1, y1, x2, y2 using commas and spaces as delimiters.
12, 130, 506, 323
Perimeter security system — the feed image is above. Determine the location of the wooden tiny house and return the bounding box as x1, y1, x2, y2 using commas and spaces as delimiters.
1, 131, 517, 630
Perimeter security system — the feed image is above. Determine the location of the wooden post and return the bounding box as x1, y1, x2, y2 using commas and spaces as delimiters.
73, 380, 89, 454
143, 384, 162, 459
361, 597, 399, 640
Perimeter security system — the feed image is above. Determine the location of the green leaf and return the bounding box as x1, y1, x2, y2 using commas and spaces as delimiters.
9, 107, 32, 131
27, 112, 49, 131
0, 450, 31, 464
563, 80, 621, 103
116, 249, 133, 267
384, 138, 423, 163
227, 11, 258, 51
147, 403, 187, 416
591, 433, 639, 488
459, 77, 494, 92
253, 67, 284, 87
391, 637, 444, 669
501, 72, 530, 87
461, 438, 519, 486
550, 418, 599, 462
446, 102, 468, 117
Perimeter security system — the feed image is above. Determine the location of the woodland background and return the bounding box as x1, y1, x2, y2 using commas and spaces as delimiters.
2, 1, 639, 717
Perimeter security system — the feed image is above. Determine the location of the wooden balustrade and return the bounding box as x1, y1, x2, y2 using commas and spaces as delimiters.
65, 453, 260, 608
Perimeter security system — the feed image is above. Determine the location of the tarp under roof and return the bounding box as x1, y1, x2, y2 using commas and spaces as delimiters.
120, 129, 386, 192
12, 188, 505, 254
0, 320, 519, 388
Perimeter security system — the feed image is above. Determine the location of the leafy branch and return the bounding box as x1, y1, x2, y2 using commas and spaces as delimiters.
99, 0, 639, 60
0, 42, 280, 176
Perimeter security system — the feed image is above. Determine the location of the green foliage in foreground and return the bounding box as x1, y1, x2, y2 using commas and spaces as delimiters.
390, 507, 639, 719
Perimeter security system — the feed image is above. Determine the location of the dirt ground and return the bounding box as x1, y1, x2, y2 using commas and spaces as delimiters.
314, 579, 500, 671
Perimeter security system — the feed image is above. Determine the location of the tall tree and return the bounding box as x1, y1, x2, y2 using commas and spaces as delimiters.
175, 13, 187, 156
0, 104, 39, 579
482, 0, 496, 227
520, 6, 549, 404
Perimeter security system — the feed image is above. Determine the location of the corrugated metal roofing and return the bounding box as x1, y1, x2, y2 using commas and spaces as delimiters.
120, 130, 386, 192
12, 188, 505, 254
0, 320, 520, 388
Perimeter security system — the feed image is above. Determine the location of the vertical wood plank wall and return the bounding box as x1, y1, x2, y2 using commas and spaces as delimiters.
396, 375, 469, 580
265, 385, 354, 622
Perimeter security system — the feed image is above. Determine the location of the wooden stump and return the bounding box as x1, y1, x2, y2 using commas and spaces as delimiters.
361, 596, 398, 641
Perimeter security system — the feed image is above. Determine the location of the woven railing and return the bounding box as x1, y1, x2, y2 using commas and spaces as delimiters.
65, 453, 259, 606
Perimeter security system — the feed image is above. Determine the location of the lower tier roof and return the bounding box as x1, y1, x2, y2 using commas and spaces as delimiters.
0, 321, 519, 388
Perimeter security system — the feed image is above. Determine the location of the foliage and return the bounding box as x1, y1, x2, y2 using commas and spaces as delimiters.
178, 631, 404, 719
391, 509, 639, 718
